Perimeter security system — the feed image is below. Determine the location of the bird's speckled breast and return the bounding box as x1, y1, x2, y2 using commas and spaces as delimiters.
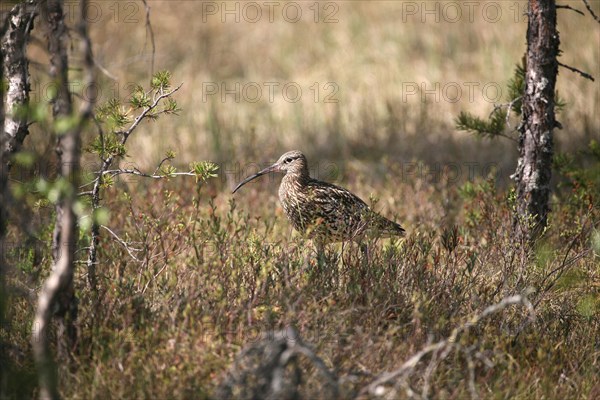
279, 174, 314, 234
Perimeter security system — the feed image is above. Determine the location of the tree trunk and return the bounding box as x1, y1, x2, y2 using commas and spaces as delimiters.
31, 1, 77, 399
32, 0, 96, 396
0, 10, 8, 400
1, 0, 35, 158
513, 0, 560, 241
2, 3, 36, 397
0, 2, 9, 237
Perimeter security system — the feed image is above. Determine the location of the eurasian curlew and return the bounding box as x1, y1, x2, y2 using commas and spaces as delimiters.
232, 150, 405, 245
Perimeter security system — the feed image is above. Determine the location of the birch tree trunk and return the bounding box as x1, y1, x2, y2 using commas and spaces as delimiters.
1, 2, 36, 395
0, 11, 8, 400
2, 0, 35, 157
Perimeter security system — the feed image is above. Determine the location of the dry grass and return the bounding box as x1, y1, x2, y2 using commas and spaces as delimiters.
4, 163, 600, 398
23, 0, 599, 172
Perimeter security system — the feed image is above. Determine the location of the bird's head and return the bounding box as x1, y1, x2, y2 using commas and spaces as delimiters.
232, 150, 308, 193
273, 150, 307, 174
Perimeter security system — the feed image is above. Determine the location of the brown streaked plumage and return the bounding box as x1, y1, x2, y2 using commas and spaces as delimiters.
232, 150, 405, 244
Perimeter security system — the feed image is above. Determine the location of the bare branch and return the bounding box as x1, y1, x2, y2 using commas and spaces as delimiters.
581, 0, 600, 23
100, 225, 142, 262
104, 168, 197, 180
153, 155, 175, 176
141, 263, 169, 294
77, 0, 96, 119
558, 61, 595, 81
556, 5, 584, 16
141, 0, 156, 77
505, 96, 522, 128
93, 58, 117, 81
361, 294, 535, 398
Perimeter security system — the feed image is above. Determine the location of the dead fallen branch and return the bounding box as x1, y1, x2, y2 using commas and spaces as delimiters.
216, 326, 339, 400
360, 294, 535, 399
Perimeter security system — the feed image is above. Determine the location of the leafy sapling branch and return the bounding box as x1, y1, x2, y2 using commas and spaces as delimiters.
82, 71, 218, 292
455, 62, 525, 141
456, 59, 567, 142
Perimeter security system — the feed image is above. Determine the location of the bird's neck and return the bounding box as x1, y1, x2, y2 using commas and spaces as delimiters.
283, 169, 310, 187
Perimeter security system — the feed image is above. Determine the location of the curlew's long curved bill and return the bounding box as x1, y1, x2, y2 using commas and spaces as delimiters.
232, 163, 280, 193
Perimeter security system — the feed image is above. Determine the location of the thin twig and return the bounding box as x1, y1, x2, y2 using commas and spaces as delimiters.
93, 58, 117, 80
104, 168, 197, 179
142, 263, 168, 294
477, 104, 520, 142
505, 96, 522, 128
581, 0, 600, 23
536, 213, 592, 303
141, 0, 156, 77
153, 156, 175, 176
556, 5, 584, 16
100, 225, 142, 262
558, 61, 596, 81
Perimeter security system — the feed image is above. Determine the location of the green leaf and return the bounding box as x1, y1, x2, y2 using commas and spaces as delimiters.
97, 98, 121, 119
54, 115, 80, 135
46, 84, 57, 101
100, 174, 114, 188
30, 103, 49, 123
73, 199, 86, 217
455, 109, 506, 138
160, 165, 177, 177
36, 178, 74, 204
94, 207, 110, 225
151, 70, 172, 91
12, 151, 36, 167
163, 98, 180, 114
130, 89, 151, 108
190, 161, 219, 182
108, 108, 131, 128
88, 134, 127, 159
80, 216, 92, 233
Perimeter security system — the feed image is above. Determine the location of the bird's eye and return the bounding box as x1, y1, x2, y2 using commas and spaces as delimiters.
284, 157, 293, 164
